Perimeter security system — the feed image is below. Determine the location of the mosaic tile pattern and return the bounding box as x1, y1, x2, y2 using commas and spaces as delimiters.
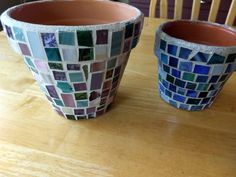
156, 38, 236, 111
2, 15, 143, 120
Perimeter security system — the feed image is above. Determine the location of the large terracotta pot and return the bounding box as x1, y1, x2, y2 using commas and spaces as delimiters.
155, 20, 236, 111
1, 0, 143, 120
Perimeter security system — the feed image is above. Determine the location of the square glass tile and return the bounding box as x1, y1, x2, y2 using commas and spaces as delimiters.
77, 31, 93, 47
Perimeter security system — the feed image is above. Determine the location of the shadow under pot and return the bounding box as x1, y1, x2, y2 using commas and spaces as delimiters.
0, 0, 144, 120
155, 20, 236, 111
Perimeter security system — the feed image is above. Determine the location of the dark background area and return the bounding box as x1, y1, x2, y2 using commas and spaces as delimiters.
0, 0, 235, 30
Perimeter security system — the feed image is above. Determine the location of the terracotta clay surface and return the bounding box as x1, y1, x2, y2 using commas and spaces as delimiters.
10, 0, 138, 25
162, 20, 236, 46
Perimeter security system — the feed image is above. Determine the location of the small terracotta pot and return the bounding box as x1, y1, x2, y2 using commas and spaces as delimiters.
155, 20, 236, 111
1, 0, 143, 120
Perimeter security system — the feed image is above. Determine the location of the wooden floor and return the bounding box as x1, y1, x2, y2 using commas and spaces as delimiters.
0, 18, 235, 177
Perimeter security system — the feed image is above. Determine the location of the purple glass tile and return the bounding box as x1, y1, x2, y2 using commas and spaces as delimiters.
86, 107, 96, 114
55, 109, 64, 117
46, 95, 53, 102
114, 66, 121, 76
73, 83, 87, 91
96, 110, 104, 116
134, 22, 141, 36
61, 94, 76, 107
19, 43, 31, 56
103, 80, 112, 90
74, 109, 85, 115
41, 33, 57, 47
89, 91, 101, 101
67, 64, 80, 70
123, 40, 131, 53
46, 85, 59, 99
90, 73, 104, 90
102, 89, 110, 97
53, 71, 67, 81
96, 30, 108, 44
92, 61, 106, 72
5, 25, 14, 39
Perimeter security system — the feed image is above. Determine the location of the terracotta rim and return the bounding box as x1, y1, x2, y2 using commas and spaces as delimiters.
1, 0, 142, 31
159, 20, 236, 47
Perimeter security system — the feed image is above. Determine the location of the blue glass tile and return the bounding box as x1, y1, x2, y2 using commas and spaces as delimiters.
165, 89, 172, 97
177, 87, 186, 95
179, 61, 193, 72
226, 53, 236, 63
193, 65, 210, 75
186, 82, 197, 90
169, 56, 178, 68
208, 54, 225, 64
212, 65, 225, 75
168, 44, 178, 56
57, 82, 73, 93
169, 100, 178, 107
225, 64, 235, 73
191, 52, 209, 62
179, 47, 192, 59
173, 94, 186, 103
160, 39, 167, 51
161, 53, 168, 64
163, 80, 169, 88
163, 64, 170, 73
171, 68, 181, 78
175, 78, 186, 88
159, 83, 165, 92
198, 92, 208, 98
13, 27, 25, 42
180, 104, 189, 110
169, 84, 177, 92
201, 98, 211, 104
191, 105, 203, 111
41, 33, 57, 47
186, 90, 198, 98
196, 75, 208, 83
209, 75, 220, 83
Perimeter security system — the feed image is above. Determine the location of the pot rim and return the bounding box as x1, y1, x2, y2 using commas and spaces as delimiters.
0, 0, 143, 32
156, 20, 236, 50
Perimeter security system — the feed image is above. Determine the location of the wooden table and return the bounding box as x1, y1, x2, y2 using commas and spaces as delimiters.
0, 17, 236, 177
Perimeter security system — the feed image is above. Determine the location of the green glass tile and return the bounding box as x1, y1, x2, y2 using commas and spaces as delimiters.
54, 99, 64, 106
79, 48, 94, 61
59, 31, 75, 45
197, 83, 209, 91
183, 72, 195, 81
48, 62, 63, 70
45, 48, 61, 61
57, 82, 73, 93
107, 58, 117, 69
166, 74, 175, 84
77, 100, 88, 107
25, 57, 35, 68
77, 31, 93, 47
66, 115, 76, 120
75, 92, 87, 100
13, 27, 25, 42
111, 31, 123, 57
69, 72, 84, 82
82, 65, 88, 81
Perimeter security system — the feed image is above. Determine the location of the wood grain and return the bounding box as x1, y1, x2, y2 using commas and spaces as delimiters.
0, 18, 236, 177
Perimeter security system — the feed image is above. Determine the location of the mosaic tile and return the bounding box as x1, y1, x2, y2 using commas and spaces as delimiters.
163, 64, 170, 73
123, 40, 131, 53
179, 61, 193, 72
226, 53, 236, 63
191, 52, 209, 62
209, 75, 220, 83
66, 115, 76, 120
74, 83, 87, 91
45, 48, 62, 61
182, 72, 195, 82
186, 90, 198, 98
74, 109, 85, 115
25, 57, 35, 68
54, 99, 64, 106
27, 31, 46, 60
90, 73, 104, 90
198, 92, 208, 98
114, 66, 121, 76
186, 82, 197, 90
166, 74, 175, 84
107, 58, 117, 69
41, 33, 57, 47
67, 64, 80, 71
134, 22, 141, 37
103, 80, 112, 90
34, 60, 50, 73
160, 39, 167, 51
112, 75, 120, 84
19, 43, 31, 56
53, 71, 67, 81
79, 48, 94, 61
131, 37, 139, 49
161, 53, 168, 64
13, 27, 25, 42
46, 85, 59, 99
196, 75, 208, 83
59, 31, 75, 45
179, 104, 189, 110
100, 98, 107, 105
173, 94, 186, 103
49, 62, 63, 70
169, 84, 177, 92
168, 44, 178, 56
193, 65, 210, 75
89, 91, 101, 101
41, 74, 54, 84
225, 64, 235, 73
69, 72, 83, 82
212, 65, 226, 75
57, 82, 73, 93
96, 30, 108, 44
92, 61, 106, 72
111, 31, 123, 57
179, 47, 192, 59
169, 56, 178, 68
197, 83, 209, 91
87, 107, 96, 114
201, 98, 211, 104
5, 25, 14, 39
95, 45, 108, 60
125, 23, 134, 39
77, 31, 93, 47
208, 54, 225, 64
186, 98, 201, 105
75, 92, 87, 100
106, 69, 114, 79
174, 78, 186, 88
61, 94, 76, 107
219, 74, 228, 82
82, 65, 89, 81
177, 87, 186, 95
62, 48, 77, 62
169, 100, 178, 107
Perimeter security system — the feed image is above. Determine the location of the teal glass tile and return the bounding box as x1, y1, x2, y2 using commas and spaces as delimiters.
57, 82, 73, 93
177, 87, 186, 95
186, 98, 201, 105
160, 39, 166, 51
196, 75, 208, 83
48, 62, 63, 70
45, 48, 61, 61
165, 89, 172, 97
69, 72, 84, 82
191, 105, 203, 111
161, 53, 168, 64
79, 48, 94, 61
169, 100, 178, 107
107, 58, 117, 69
175, 78, 186, 88
197, 83, 209, 91
111, 31, 123, 57
186, 82, 197, 90
163, 64, 170, 73
168, 44, 178, 56
179, 61, 193, 72
179, 47, 192, 59
54, 99, 64, 106
25, 57, 35, 68
208, 54, 225, 64
59, 31, 75, 45
13, 27, 25, 42
191, 52, 209, 62
182, 72, 195, 81
77, 31, 93, 47
74, 92, 87, 100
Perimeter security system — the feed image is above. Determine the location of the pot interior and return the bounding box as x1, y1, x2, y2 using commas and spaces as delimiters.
162, 20, 236, 47
9, 0, 138, 26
